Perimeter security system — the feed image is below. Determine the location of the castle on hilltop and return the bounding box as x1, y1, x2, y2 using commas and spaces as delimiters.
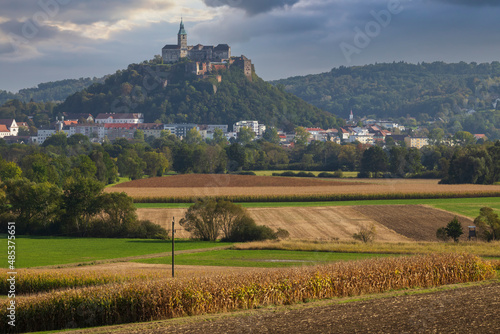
162, 19, 231, 63
162, 19, 252, 81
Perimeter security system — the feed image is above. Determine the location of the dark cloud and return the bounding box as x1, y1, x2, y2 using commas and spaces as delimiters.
0, 0, 174, 25
203, 0, 300, 15
437, 0, 500, 6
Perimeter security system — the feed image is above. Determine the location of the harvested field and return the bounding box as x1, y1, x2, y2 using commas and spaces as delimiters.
353, 205, 473, 241
108, 177, 500, 198
137, 205, 466, 242
114, 174, 351, 188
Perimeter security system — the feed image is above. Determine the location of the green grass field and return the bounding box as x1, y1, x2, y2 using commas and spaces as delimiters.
136, 249, 395, 268
0, 237, 229, 268
135, 197, 500, 218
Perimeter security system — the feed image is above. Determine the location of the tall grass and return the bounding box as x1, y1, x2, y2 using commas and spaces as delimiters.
234, 240, 500, 257
0, 254, 494, 333
132, 191, 500, 204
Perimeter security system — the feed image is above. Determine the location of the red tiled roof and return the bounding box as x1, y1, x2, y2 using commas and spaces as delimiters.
0, 125, 10, 132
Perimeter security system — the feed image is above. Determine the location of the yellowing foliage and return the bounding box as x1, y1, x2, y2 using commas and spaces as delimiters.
0, 254, 494, 333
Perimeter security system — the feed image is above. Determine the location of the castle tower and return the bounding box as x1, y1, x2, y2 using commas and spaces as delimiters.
178, 18, 188, 58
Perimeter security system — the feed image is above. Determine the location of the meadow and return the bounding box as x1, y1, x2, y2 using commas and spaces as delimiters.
135, 249, 396, 268
0, 237, 229, 268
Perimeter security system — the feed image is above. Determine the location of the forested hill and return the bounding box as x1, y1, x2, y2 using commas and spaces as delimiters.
0, 77, 105, 105
272, 62, 500, 119
54, 60, 341, 130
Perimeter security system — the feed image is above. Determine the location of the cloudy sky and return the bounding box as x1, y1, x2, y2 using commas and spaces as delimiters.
1, 0, 500, 92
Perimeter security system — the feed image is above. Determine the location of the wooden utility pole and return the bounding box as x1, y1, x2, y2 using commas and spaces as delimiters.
172, 217, 175, 278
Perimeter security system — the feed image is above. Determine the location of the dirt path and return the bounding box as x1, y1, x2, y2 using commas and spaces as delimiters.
67, 281, 500, 334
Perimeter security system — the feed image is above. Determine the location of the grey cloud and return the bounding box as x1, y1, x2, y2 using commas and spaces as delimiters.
202, 0, 300, 15
437, 0, 500, 6
0, 0, 174, 25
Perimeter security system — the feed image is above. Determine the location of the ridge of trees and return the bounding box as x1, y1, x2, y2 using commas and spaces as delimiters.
272, 61, 500, 137
0, 77, 106, 105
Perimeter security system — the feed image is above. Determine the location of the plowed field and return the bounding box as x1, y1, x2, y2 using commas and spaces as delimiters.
353, 205, 473, 241
114, 174, 350, 188
137, 205, 467, 242
107, 176, 500, 198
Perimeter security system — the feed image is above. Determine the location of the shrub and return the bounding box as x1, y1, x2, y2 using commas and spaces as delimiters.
445, 217, 464, 242
223, 216, 277, 242
353, 224, 377, 243
474, 207, 500, 242
436, 227, 449, 242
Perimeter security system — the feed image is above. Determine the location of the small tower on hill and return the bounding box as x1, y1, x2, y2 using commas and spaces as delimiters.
178, 18, 188, 58
349, 110, 354, 122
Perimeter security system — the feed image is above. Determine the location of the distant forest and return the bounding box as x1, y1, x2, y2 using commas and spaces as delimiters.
272, 61, 500, 119
0, 77, 105, 105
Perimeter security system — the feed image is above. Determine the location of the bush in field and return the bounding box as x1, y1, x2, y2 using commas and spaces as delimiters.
474, 207, 500, 242
446, 217, 463, 242
353, 223, 377, 243
436, 227, 450, 242
180, 198, 285, 242
222, 216, 276, 242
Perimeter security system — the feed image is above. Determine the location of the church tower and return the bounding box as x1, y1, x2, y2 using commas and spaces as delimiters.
178, 18, 188, 58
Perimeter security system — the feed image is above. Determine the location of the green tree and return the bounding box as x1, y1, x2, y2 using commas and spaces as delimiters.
212, 128, 227, 146
0, 160, 22, 181
293, 126, 310, 146
237, 127, 255, 145
474, 207, 500, 241
143, 151, 169, 177
445, 217, 463, 242
117, 150, 146, 180
263, 127, 280, 145
61, 177, 105, 236
360, 146, 388, 176
185, 128, 202, 145
453, 131, 476, 146
3, 178, 62, 234
133, 130, 145, 141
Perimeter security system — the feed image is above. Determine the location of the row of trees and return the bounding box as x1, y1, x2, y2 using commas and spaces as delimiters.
1, 129, 500, 185
0, 176, 167, 238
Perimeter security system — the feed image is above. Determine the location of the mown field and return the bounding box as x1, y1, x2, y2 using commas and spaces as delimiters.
134, 196, 500, 218
135, 249, 396, 268
0, 237, 228, 268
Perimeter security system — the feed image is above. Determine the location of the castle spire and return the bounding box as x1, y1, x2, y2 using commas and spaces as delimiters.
178, 18, 187, 36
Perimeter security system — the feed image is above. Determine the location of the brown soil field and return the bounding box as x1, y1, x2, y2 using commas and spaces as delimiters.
108, 177, 500, 198
114, 174, 351, 188
137, 205, 465, 242
353, 205, 473, 242
70, 282, 500, 334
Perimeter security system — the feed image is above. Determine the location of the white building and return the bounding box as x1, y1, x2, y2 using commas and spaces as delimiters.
95, 113, 144, 124
348, 134, 374, 145
0, 119, 18, 136
69, 124, 106, 141
233, 121, 266, 136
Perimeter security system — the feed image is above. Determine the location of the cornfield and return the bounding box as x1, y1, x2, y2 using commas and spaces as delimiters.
132, 191, 500, 204
0, 254, 494, 333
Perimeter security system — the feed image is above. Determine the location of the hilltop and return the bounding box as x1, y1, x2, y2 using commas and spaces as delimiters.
272, 61, 500, 120
53, 59, 341, 130
0, 77, 105, 105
